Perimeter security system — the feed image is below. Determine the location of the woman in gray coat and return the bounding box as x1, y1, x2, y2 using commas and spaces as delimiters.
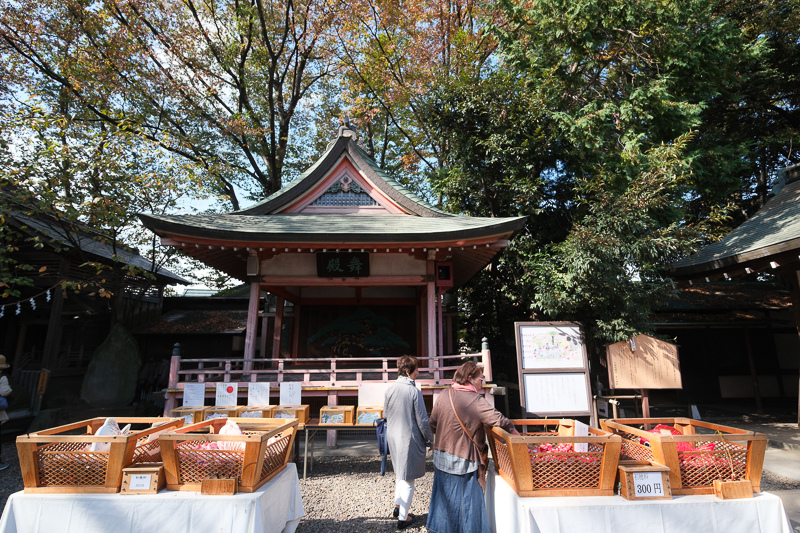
384, 355, 433, 529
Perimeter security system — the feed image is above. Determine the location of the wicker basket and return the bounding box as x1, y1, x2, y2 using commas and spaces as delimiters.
600, 417, 767, 495
159, 417, 298, 492
487, 419, 621, 497
16, 417, 184, 494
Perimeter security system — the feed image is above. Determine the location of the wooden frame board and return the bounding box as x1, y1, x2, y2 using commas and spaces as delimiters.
515, 322, 593, 418
606, 334, 682, 389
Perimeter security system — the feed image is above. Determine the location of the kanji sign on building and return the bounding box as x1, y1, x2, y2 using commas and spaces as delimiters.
316, 252, 370, 278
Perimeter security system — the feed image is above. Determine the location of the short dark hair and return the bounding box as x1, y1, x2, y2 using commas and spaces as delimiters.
397, 355, 419, 377
453, 361, 483, 385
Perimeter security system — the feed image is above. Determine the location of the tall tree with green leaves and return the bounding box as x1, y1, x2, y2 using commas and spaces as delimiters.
425, 0, 799, 357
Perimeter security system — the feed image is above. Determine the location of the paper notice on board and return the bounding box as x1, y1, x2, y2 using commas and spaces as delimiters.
519, 325, 584, 370
524, 373, 590, 413
358, 383, 391, 407
215, 383, 237, 406
182, 383, 205, 407
248, 382, 271, 406
280, 382, 302, 405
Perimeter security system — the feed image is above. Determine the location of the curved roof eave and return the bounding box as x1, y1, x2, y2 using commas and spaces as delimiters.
671, 175, 800, 279
138, 213, 527, 244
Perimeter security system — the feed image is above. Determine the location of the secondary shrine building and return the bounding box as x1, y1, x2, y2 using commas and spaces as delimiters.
140, 127, 526, 409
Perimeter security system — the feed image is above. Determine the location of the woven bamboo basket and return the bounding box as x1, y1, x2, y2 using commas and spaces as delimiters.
600, 417, 766, 495
159, 417, 298, 492
487, 419, 622, 497
16, 417, 184, 494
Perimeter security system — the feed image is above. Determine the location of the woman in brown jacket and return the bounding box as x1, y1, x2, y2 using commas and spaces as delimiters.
426, 361, 519, 533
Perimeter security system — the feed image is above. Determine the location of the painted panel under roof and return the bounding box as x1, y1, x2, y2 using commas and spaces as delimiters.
279, 155, 406, 215
261, 251, 425, 277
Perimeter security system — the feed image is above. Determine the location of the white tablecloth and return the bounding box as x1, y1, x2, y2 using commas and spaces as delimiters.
485, 469, 792, 533
0, 463, 304, 533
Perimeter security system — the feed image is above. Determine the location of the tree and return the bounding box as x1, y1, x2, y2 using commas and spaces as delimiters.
0, 0, 343, 208
426, 0, 799, 357
328, 0, 507, 197
530, 136, 723, 347
0, 91, 198, 320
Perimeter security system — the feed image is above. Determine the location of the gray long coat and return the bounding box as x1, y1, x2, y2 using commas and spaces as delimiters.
384, 376, 433, 480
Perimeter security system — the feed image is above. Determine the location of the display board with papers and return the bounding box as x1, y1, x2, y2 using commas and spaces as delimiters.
515, 322, 593, 419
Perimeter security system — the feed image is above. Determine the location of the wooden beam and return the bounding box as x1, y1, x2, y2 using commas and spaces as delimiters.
272, 296, 285, 360
42, 260, 68, 370
259, 275, 427, 286
427, 259, 437, 374
243, 282, 260, 372
789, 269, 800, 427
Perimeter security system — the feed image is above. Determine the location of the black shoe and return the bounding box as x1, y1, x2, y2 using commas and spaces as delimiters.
397, 514, 416, 530
393, 506, 399, 518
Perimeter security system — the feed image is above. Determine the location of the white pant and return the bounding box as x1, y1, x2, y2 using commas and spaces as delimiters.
394, 478, 416, 521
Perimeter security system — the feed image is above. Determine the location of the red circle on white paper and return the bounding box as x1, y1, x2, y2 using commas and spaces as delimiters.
227, 386, 234, 393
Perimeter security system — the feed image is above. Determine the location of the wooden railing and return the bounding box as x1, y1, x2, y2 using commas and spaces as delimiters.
163, 340, 493, 415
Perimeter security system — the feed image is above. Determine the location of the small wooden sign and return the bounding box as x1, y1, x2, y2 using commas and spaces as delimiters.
618, 462, 672, 500
201, 477, 238, 496
120, 464, 165, 495
713, 479, 753, 499
606, 335, 682, 389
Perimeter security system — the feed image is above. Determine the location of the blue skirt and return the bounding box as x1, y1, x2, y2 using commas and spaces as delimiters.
426, 467, 491, 533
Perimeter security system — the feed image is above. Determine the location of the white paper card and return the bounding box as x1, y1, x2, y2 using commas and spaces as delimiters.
573, 420, 589, 453
523, 373, 590, 413
182, 383, 205, 407
633, 472, 666, 497
129, 474, 151, 491
357, 383, 392, 407
215, 383, 238, 406
248, 382, 271, 406
280, 382, 302, 405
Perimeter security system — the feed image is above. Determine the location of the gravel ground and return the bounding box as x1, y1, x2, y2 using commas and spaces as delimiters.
0, 449, 797, 529
297, 456, 432, 533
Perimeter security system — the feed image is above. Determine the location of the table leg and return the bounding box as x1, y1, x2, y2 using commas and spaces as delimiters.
304, 427, 309, 480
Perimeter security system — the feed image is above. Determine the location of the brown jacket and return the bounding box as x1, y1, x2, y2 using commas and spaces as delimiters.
429, 388, 515, 471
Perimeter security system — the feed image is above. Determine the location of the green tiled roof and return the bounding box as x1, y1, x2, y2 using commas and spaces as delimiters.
138, 213, 526, 243
672, 169, 800, 276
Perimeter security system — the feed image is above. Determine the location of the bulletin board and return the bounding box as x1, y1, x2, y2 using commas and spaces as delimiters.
606, 334, 682, 390
515, 322, 593, 418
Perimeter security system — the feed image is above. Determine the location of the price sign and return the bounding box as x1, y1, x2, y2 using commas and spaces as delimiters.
129, 474, 152, 491
633, 472, 666, 498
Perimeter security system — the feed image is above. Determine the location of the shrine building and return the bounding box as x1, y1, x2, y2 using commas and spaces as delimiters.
139, 127, 526, 412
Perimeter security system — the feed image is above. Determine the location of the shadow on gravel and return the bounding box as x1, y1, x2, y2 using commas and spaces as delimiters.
296, 515, 430, 533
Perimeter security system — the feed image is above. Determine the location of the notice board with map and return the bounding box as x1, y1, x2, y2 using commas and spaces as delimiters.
515, 322, 593, 418
606, 334, 682, 390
